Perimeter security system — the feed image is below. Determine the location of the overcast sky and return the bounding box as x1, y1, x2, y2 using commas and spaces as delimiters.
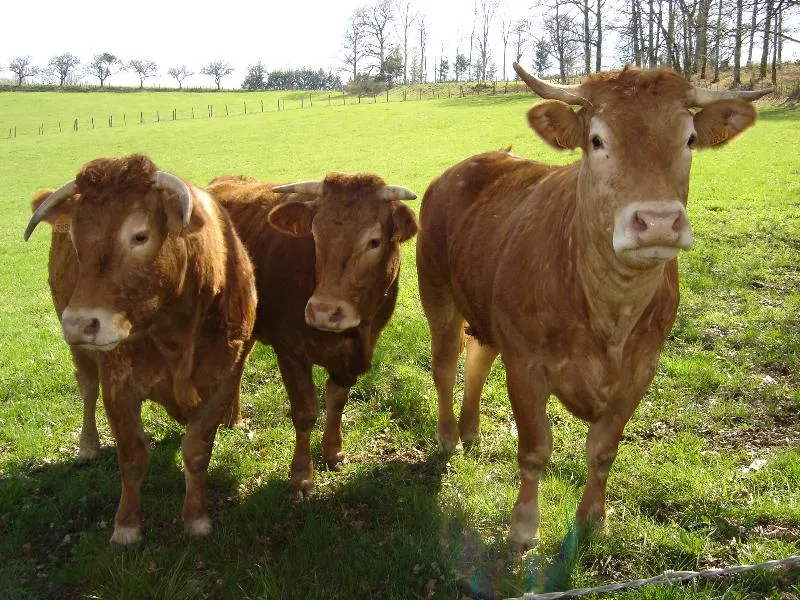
1, 0, 797, 88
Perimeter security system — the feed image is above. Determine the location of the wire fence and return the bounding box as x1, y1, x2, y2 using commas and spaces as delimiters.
3, 76, 795, 140
508, 554, 800, 600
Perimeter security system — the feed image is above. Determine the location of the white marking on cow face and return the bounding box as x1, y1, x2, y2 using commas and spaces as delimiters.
118, 210, 157, 255
61, 306, 132, 350
583, 114, 696, 268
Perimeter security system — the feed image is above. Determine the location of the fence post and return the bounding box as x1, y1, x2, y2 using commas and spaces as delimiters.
277, 99, 280, 111
157, 111, 160, 122
225, 104, 229, 116
192, 107, 195, 119
109, 115, 112, 127
58, 121, 61, 133
386, 88, 389, 102
342, 89, 345, 105
92, 117, 95, 129
14, 126, 16, 138
74, 119, 78, 131
261, 99, 264, 112
244, 102, 247, 114
403, 90, 406, 101
329, 93, 331, 105
301, 97, 304, 108
140, 111, 143, 124
124, 113, 126, 125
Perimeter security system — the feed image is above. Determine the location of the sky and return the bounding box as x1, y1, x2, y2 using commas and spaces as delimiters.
1, 0, 797, 88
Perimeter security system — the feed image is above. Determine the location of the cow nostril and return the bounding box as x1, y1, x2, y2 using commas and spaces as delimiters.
329, 307, 343, 323
633, 212, 648, 232
83, 318, 100, 336
672, 212, 685, 232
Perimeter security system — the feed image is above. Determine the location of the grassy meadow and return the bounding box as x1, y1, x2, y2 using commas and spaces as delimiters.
0, 89, 798, 599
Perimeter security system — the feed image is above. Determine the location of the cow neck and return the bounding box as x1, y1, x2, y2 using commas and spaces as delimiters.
572, 177, 666, 347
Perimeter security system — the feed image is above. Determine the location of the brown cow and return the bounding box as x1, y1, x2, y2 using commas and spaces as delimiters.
416, 63, 770, 545
206, 173, 417, 498
25, 155, 257, 545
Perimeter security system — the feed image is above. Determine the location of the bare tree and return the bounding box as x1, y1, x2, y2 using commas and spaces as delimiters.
513, 19, 530, 70
747, 0, 759, 65
363, 0, 395, 81
732, 0, 744, 83
86, 53, 124, 87
418, 15, 428, 81
129, 59, 158, 88
342, 8, 368, 82
394, 1, 418, 84
201, 60, 234, 90
8, 56, 40, 86
474, 0, 499, 81
167, 65, 193, 89
48, 53, 80, 86
542, 1, 579, 82
759, 0, 774, 78
501, 15, 512, 81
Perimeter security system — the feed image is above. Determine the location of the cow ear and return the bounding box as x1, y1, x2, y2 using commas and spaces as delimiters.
391, 202, 418, 242
693, 99, 757, 148
527, 100, 583, 150
268, 201, 317, 237
30, 188, 78, 232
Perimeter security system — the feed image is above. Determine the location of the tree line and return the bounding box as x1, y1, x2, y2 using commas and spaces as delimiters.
340, 0, 796, 91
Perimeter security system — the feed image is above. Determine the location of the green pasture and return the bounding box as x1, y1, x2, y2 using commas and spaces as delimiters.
0, 91, 798, 599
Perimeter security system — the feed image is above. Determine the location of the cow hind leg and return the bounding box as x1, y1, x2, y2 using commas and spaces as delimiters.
277, 354, 319, 499
72, 349, 100, 463
418, 278, 465, 452
460, 336, 498, 446
322, 379, 349, 471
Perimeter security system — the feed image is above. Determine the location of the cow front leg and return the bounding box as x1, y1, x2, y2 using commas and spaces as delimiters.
277, 354, 318, 499
577, 401, 637, 529
103, 387, 149, 546
72, 349, 100, 462
460, 336, 498, 445
222, 338, 255, 428
322, 378, 349, 470
506, 361, 552, 547
181, 425, 215, 537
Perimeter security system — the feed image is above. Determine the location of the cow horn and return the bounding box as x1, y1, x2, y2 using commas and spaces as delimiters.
23, 180, 77, 241
271, 181, 325, 196
690, 86, 773, 107
513, 62, 588, 106
379, 185, 417, 201
153, 171, 193, 228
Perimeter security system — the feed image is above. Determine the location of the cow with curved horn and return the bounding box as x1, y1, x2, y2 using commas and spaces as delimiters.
417, 63, 771, 545
26, 154, 257, 545
206, 172, 418, 498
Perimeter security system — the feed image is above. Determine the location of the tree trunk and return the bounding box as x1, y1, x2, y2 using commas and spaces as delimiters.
632, 0, 641, 66
712, 0, 722, 82
747, 0, 758, 65
595, 0, 603, 71
666, 0, 675, 68
732, 0, 743, 84
770, 6, 778, 84
695, 0, 711, 78
759, 0, 773, 78
648, 0, 655, 67
584, 0, 591, 75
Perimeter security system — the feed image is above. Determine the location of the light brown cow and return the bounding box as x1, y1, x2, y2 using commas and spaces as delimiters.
25, 155, 257, 545
206, 173, 417, 498
416, 63, 770, 545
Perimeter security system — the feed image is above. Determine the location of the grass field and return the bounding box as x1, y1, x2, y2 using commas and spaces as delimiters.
0, 90, 798, 599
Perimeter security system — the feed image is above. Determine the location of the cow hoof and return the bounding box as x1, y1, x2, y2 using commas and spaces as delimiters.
185, 515, 212, 537
110, 525, 142, 546
324, 452, 345, 471
77, 438, 101, 463
290, 476, 315, 500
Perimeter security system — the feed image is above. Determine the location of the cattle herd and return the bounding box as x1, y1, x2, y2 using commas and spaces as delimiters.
23, 63, 770, 547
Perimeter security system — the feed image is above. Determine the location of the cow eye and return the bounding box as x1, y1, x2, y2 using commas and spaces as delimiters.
687, 133, 696, 148
591, 135, 603, 149
367, 238, 381, 250
131, 232, 149, 246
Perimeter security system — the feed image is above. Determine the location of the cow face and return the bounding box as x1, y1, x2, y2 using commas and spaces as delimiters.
523, 67, 761, 269
269, 174, 418, 332
28, 156, 205, 350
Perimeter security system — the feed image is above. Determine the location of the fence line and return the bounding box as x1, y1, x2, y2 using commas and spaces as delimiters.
508, 554, 800, 600
3, 77, 792, 140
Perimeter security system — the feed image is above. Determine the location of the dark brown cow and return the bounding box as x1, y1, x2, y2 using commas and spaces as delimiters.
25, 155, 257, 545
206, 173, 417, 498
416, 63, 770, 545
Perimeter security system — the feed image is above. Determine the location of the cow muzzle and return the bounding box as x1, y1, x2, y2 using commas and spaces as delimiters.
612, 201, 693, 266
61, 307, 132, 350
304, 296, 360, 332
